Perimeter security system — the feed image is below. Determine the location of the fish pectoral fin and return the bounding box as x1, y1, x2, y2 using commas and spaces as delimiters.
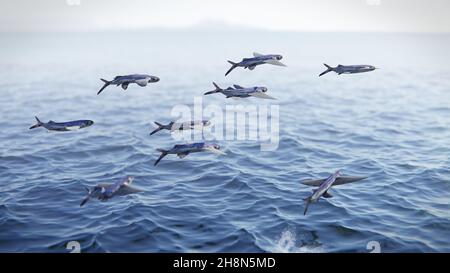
226, 95, 239, 100
248, 65, 256, 70
333, 176, 368, 186
80, 196, 90, 207
250, 92, 276, 100
205, 147, 227, 155
265, 60, 287, 67
116, 186, 142, 196
322, 191, 333, 198
301, 178, 326, 187
177, 153, 189, 159
65, 126, 81, 131
136, 80, 148, 87
121, 83, 129, 90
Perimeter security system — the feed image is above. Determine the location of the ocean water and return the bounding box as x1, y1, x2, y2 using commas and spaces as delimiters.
0, 30, 450, 252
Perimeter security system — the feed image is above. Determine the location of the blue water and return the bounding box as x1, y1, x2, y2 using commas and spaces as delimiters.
1, 30, 450, 252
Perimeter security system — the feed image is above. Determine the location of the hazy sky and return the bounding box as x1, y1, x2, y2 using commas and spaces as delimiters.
1, 0, 449, 32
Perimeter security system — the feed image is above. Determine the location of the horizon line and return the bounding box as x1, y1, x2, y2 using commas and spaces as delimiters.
1, 26, 449, 35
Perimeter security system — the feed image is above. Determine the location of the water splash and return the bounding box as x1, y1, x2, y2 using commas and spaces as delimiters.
274, 228, 324, 253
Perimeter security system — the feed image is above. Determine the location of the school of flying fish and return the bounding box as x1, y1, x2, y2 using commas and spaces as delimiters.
29, 51, 377, 214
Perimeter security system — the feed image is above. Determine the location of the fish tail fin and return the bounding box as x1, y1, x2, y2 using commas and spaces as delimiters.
303, 196, 312, 215
80, 187, 91, 207
319, 63, 334, 77
150, 121, 169, 136
225, 61, 238, 76
29, 116, 43, 129
154, 149, 168, 166
80, 196, 90, 207
97, 78, 111, 95
204, 82, 222, 95
213, 82, 221, 90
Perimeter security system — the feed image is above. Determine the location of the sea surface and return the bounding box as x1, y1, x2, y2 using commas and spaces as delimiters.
0, 30, 449, 252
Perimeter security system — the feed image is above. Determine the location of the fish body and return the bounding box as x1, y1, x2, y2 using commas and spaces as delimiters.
80, 176, 140, 206
154, 142, 225, 166
97, 74, 159, 95
204, 82, 275, 100
319, 64, 377, 77
150, 120, 211, 135
225, 52, 286, 76
302, 171, 368, 215
303, 170, 342, 215
29, 116, 94, 131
